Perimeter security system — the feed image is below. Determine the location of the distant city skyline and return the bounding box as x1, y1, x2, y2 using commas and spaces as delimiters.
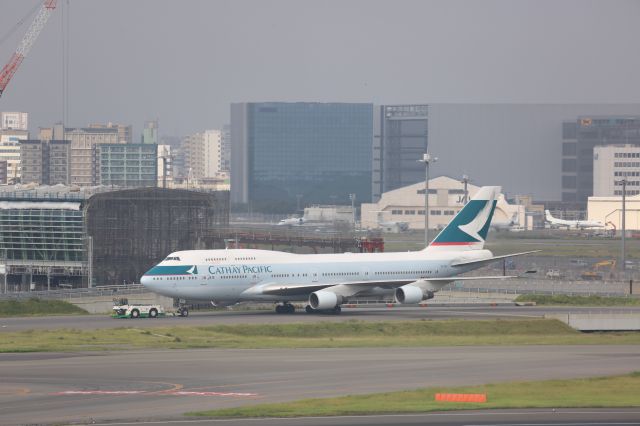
2, 0, 640, 199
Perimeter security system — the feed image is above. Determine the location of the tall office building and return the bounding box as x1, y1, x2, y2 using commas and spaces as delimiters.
1, 112, 28, 131
562, 116, 640, 204
142, 120, 158, 145
18, 140, 44, 184
231, 102, 373, 209
372, 105, 428, 202
97, 144, 157, 187
49, 140, 72, 184
19, 140, 70, 185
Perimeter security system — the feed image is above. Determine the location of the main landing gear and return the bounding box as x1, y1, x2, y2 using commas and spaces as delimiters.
275, 303, 295, 314
305, 305, 341, 315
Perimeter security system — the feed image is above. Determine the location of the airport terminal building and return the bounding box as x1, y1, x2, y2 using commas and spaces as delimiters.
0, 186, 229, 292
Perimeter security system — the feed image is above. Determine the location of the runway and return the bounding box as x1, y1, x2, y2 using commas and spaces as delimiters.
3, 305, 640, 332
93, 409, 640, 425
1, 345, 639, 425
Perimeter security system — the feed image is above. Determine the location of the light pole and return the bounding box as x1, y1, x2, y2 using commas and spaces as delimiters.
349, 193, 356, 233
462, 174, 470, 204
296, 194, 303, 214
622, 178, 627, 272
419, 153, 437, 246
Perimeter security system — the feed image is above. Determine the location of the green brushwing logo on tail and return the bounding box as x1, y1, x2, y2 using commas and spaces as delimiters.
431, 198, 497, 246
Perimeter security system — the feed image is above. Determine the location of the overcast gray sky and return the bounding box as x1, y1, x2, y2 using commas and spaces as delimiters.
2, 0, 640, 137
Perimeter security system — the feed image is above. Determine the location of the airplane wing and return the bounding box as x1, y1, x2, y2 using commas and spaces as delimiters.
450, 250, 540, 267
247, 275, 519, 297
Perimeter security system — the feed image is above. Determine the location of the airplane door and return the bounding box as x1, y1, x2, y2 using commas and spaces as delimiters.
250, 273, 260, 285
311, 269, 319, 282
360, 267, 370, 281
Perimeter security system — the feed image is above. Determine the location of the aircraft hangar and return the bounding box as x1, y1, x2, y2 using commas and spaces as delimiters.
360, 176, 526, 231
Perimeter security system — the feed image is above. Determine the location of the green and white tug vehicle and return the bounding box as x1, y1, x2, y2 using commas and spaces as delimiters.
112, 297, 168, 319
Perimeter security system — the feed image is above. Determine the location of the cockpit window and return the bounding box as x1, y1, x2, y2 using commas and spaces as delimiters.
164, 256, 181, 261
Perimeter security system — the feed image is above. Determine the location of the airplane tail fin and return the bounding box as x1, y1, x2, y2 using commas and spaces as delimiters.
545, 209, 554, 221
424, 186, 500, 252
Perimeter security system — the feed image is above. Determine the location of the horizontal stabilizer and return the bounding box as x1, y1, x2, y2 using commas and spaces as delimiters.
451, 250, 540, 267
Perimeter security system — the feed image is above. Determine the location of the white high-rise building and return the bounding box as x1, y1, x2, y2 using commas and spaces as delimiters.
203, 129, 223, 177
0, 141, 22, 182
157, 144, 172, 187
593, 144, 640, 197
1, 112, 28, 131
183, 130, 223, 180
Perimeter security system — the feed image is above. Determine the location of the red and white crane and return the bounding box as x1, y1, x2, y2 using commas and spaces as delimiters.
0, 0, 57, 98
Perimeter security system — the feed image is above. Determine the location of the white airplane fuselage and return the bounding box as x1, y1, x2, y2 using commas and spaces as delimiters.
141, 248, 489, 303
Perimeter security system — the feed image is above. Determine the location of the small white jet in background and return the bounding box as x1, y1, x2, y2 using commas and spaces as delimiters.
277, 217, 306, 226
545, 210, 604, 230
490, 212, 520, 231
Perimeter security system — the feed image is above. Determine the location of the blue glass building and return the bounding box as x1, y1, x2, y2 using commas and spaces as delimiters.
231, 102, 373, 210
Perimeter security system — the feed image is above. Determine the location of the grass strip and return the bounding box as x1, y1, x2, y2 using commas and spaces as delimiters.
189, 372, 640, 418
516, 294, 640, 306
0, 298, 87, 317
2, 318, 640, 352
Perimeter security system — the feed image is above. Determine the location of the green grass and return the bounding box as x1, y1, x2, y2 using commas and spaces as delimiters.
190, 372, 640, 418
516, 294, 640, 306
0, 298, 87, 317
2, 318, 640, 353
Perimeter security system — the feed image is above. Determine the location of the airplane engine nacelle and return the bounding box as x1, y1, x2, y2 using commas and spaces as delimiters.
394, 285, 435, 304
309, 290, 343, 310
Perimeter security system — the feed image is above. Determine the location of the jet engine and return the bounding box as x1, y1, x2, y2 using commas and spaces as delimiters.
309, 290, 343, 310
394, 284, 435, 304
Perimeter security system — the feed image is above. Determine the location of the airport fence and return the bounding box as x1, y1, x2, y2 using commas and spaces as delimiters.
0, 284, 146, 301
0, 283, 637, 303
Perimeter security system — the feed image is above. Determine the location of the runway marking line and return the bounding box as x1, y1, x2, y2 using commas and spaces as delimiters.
171, 391, 257, 397
52, 391, 145, 395
51, 389, 257, 397
438, 309, 540, 318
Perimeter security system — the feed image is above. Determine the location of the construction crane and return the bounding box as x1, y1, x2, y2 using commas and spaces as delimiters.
0, 0, 57, 98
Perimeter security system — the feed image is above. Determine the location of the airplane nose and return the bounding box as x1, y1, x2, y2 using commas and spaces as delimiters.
140, 275, 154, 289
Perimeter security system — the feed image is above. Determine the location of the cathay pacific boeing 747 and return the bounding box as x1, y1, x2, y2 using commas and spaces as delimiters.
141, 186, 535, 314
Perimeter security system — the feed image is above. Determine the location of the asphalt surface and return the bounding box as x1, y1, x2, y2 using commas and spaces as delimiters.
4, 305, 640, 331
1, 345, 639, 425
93, 409, 640, 425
